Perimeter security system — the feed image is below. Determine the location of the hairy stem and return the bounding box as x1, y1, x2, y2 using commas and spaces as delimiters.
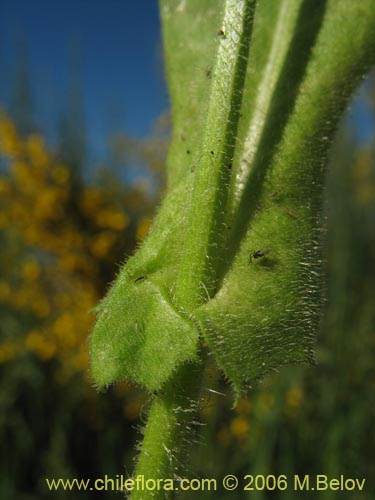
175, 0, 256, 309
131, 1, 256, 496
131, 360, 205, 500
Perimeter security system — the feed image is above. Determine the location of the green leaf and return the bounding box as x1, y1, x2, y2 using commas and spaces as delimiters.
90, 181, 200, 391
90, 0, 375, 399
196, 0, 375, 395
90, 0, 257, 391
90, 277, 198, 391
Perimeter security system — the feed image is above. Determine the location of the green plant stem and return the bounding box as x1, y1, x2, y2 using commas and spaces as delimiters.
131, 360, 205, 500
132, 0, 255, 500
175, 0, 256, 309
131, 3, 256, 495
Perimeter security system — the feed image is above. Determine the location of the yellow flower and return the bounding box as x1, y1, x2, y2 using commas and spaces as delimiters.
22, 260, 41, 282
25, 330, 56, 360
0, 281, 11, 302
23, 225, 41, 245
52, 313, 76, 347
230, 416, 250, 441
13, 161, 30, 184
0, 112, 152, 379
26, 134, 48, 168
52, 165, 70, 185
0, 178, 11, 197
90, 231, 117, 258
0, 113, 23, 157
32, 297, 51, 318
34, 187, 65, 221
95, 209, 129, 231
80, 187, 104, 214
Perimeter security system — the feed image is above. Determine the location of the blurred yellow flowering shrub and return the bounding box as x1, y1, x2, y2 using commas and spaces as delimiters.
0, 111, 153, 380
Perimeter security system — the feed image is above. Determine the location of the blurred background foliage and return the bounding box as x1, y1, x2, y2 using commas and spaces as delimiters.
0, 40, 374, 500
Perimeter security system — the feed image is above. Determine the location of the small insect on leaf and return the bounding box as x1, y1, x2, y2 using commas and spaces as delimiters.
249, 249, 272, 263
134, 275, 146, 283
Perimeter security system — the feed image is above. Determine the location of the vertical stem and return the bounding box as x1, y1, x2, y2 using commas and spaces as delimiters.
131, 361, 205, 500
175, 0, 256, 309
131, 2, 257, 497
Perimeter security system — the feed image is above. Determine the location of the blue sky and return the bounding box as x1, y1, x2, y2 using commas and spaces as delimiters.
0, 0, 169, 162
